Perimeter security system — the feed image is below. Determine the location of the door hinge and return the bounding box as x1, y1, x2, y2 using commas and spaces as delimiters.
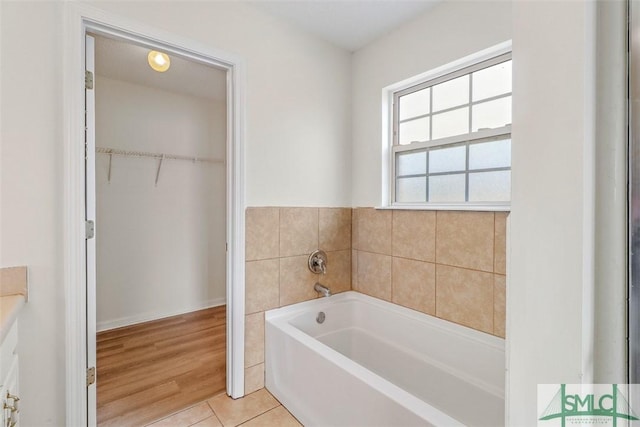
85, 70, 94, 90
85, 220, 95, 240
86, 366, 96, 387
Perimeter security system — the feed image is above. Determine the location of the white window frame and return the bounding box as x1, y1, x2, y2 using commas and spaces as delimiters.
382, 42, 512, 211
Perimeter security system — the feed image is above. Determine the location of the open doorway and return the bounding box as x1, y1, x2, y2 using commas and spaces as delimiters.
88, 32, 228, 425
64, 9, 246, 425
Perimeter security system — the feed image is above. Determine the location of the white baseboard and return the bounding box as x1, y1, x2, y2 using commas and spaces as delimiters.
97, 297, 226, 332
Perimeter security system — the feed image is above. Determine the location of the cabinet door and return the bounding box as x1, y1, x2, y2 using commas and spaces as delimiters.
2, 358, 19, 426
0, 382, 6, 427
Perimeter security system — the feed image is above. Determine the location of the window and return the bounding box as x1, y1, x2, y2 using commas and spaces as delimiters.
391, 53, 512, 207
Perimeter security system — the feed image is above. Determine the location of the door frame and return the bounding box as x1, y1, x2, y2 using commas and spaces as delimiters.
63, 4, 246, 425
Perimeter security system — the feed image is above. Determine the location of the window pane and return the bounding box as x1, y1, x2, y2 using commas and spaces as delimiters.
399, 117, 429, 145
472, 60, 512, 101
429, 144, 466, 173
399, 88, 430, 121
472, 96, 512, 132
397, 151, 426, 176
469, 139, 511, 170
432, 107, 469, 140
429, 174, 466, 202
432, 75, 469, 112
397, 177, 426, 202
468, 171, 510, 202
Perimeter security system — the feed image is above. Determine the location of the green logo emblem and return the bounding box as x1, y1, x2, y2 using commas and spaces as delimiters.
539, 384, 639, 426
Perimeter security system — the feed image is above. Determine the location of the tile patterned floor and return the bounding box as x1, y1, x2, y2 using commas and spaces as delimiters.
144, 388, 302, 427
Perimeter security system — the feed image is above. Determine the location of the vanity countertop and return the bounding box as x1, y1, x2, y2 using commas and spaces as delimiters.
0, 295, 25, 344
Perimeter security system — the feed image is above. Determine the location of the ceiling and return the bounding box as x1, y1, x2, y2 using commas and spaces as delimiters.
92, 1, 441, 97
247, 0, 441, 51
93, 34, 227, 101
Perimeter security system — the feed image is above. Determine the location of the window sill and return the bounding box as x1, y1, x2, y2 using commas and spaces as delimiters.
378, 203, 510, 212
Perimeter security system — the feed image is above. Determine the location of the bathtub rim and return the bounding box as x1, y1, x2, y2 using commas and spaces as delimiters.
266, 291, 505, 352
266, 297, 465, 426
265, 291, 505, 425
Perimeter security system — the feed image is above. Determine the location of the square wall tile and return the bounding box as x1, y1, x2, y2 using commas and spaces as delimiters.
245, 260, 279, 314
245, 312, 264, 368
392, 257, 435, 315
357, 251, 392, 301
280, 208, 319, 257
319, 208, 352, 251
279, 255, 318, 306
436, 211, 495, 272
436, 265, 494, 333
357, 208, 392, 255
392, 210, 436, 262
244, 364, 265, 395
246, 208, 279, 261
494, 213, 508, 275
324, 250, 351, 294
494, 274, 506, 338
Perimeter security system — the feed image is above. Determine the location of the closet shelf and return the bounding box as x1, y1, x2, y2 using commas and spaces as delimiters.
96, 147, 224, 164
96, 147, 224, 186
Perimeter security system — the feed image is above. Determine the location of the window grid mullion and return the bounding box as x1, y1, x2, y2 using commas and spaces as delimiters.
401, 92, 512, 124
397, 173, 427, 179
465, 142, 470, 202
425, 149, 430, 202
394, 53, 511, 98
391, 54, 512, 206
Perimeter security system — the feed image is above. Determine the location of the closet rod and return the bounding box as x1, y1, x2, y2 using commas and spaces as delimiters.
96, 147, 224, 164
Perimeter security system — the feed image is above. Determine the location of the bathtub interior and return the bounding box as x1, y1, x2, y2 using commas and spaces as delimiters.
271, 292, 506, 426
287, 295, 504, 396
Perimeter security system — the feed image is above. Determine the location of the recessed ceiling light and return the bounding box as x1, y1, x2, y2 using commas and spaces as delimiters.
148, 51, 170, 72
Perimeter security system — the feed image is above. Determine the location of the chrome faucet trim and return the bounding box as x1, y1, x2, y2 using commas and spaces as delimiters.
314, 282, 332, 297
308, 250, 328, 275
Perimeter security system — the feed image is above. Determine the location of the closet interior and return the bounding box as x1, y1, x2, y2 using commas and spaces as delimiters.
91, 33, 228, 426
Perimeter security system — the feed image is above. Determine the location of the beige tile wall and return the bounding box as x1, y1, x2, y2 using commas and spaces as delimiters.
244, 206, 507, 394
352, 208, 507, 338
244, 207, 352, 393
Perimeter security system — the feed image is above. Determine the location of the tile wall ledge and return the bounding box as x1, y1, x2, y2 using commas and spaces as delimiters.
374, 205, 511, 212
246, 206, 353, 209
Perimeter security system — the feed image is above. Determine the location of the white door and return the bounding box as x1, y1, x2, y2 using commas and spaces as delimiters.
85, 33, 98, 427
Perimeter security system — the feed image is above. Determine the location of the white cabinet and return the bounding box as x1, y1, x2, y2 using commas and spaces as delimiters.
0, 321, 19, 427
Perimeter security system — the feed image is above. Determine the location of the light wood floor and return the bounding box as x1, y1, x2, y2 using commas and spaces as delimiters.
97, 306, 227, 427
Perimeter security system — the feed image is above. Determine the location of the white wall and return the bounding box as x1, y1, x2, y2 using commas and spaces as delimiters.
95, 77, 226, 331
91, 1, 353, 208
350, 1, 618, 425
0, 0, 3, 269
594, 0, 627, 383
508, 1, 596, 424
0, 0, 619, 425
0, 2, 351, 425
0, 2, 66, 425
351, 1, 512, 207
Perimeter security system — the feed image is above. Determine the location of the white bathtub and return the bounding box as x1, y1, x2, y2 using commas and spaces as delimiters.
265, 291, 505, 426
